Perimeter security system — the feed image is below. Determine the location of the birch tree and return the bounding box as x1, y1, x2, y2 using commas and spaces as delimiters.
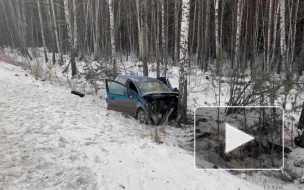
51, 0, 63, 63
177, 0, 190, 123
0, 0, 304, 79
214, 0, 220, 74
46, 0, 55, 58
64, 0, 77, 76
278, 0, 286, 74
156, 0, 160, 77
142, 0, 148, 76
108, 0, 117, 78
161, 0, 165, 56
37, 0, 48, 63
161, 0, 167, 76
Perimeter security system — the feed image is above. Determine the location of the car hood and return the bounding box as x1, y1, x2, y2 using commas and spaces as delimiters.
141, 92, 179, 99
141, 92, 178, 125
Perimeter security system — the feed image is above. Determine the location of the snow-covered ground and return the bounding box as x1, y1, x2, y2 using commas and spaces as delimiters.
0, 58, 301, 189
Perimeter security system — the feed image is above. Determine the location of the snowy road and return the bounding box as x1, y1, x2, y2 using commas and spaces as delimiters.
0, 61, 291, 190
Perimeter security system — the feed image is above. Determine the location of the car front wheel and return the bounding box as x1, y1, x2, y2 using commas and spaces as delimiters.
136, 108, 147, 124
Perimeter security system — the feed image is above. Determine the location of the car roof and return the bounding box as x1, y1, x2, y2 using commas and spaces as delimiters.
118, 75, 160, 83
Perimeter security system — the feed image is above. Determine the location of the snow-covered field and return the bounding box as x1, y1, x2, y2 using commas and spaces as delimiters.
0, 50, 303, 190
0, 61, 259, 189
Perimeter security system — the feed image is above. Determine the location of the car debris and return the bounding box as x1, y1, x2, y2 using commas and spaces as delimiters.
71, 91, 85, 97
295, 176, 304, 184
294, 160, 304, 168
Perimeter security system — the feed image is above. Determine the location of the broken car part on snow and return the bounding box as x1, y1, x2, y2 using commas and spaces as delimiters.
71, 90, 85, 97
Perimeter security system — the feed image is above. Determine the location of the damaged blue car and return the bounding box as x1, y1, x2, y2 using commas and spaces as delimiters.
105, 75, 179, 125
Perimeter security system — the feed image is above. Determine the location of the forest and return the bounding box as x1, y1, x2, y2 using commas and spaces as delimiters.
2, 1, 304, 188
0, 0, 304, 121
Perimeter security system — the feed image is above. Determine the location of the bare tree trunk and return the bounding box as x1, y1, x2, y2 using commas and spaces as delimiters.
220, 0, 226, 51
156, 0, 160, 77
30, 5, 35, 47
37, 0, 48, 63
161, 0, 167, 76
177, 0, 190, 123
64, 0, 77, 76
136, 0, 143, 60
215, 0, 220, 74
242, 2, 249, 70
21, 0, 27, 47
203, 0, 210, 71
277, 0, 286, 75
251, 0, 259, 69
298, 23, 304, 76
174, 0, 180, 66
291, 0, 299, 68
51, 0, 63, 64
142, 0, 149, 76
94, 0, 100, 60
1, 0, 14, 47
190, 0, 197, 57
72, 0, 78, 52
234, 0, 244, 69
286, 1, 293, 70
83, 1, 90, 54
271, 1, 279, 70
196, 0, 203, 67
15, 0, 25, 50
266, 0, 274, 72
46, 0, 56, 64
108, 0, 117, 78
8, 0, 20, 45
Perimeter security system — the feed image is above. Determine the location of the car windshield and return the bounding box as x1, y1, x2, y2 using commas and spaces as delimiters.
138, 81, 171, 95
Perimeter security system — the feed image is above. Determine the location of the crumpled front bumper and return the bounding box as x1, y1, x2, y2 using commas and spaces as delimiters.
148, 108, 175, 125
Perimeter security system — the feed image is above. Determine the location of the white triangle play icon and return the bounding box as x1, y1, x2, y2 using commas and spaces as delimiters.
225, 123, 254, 153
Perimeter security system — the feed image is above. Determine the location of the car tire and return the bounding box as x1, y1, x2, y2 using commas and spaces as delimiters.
136, 108, 147, 124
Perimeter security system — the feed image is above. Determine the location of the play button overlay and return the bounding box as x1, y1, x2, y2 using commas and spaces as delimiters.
225, 123, 254, 153
194, 106, 284, 170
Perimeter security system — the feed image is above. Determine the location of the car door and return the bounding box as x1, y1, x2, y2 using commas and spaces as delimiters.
157, 77, 173, 90
105, 79, 129, 113
125, 90, 140, 116
157, 77, 179, 92
124, 81, 141, 116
